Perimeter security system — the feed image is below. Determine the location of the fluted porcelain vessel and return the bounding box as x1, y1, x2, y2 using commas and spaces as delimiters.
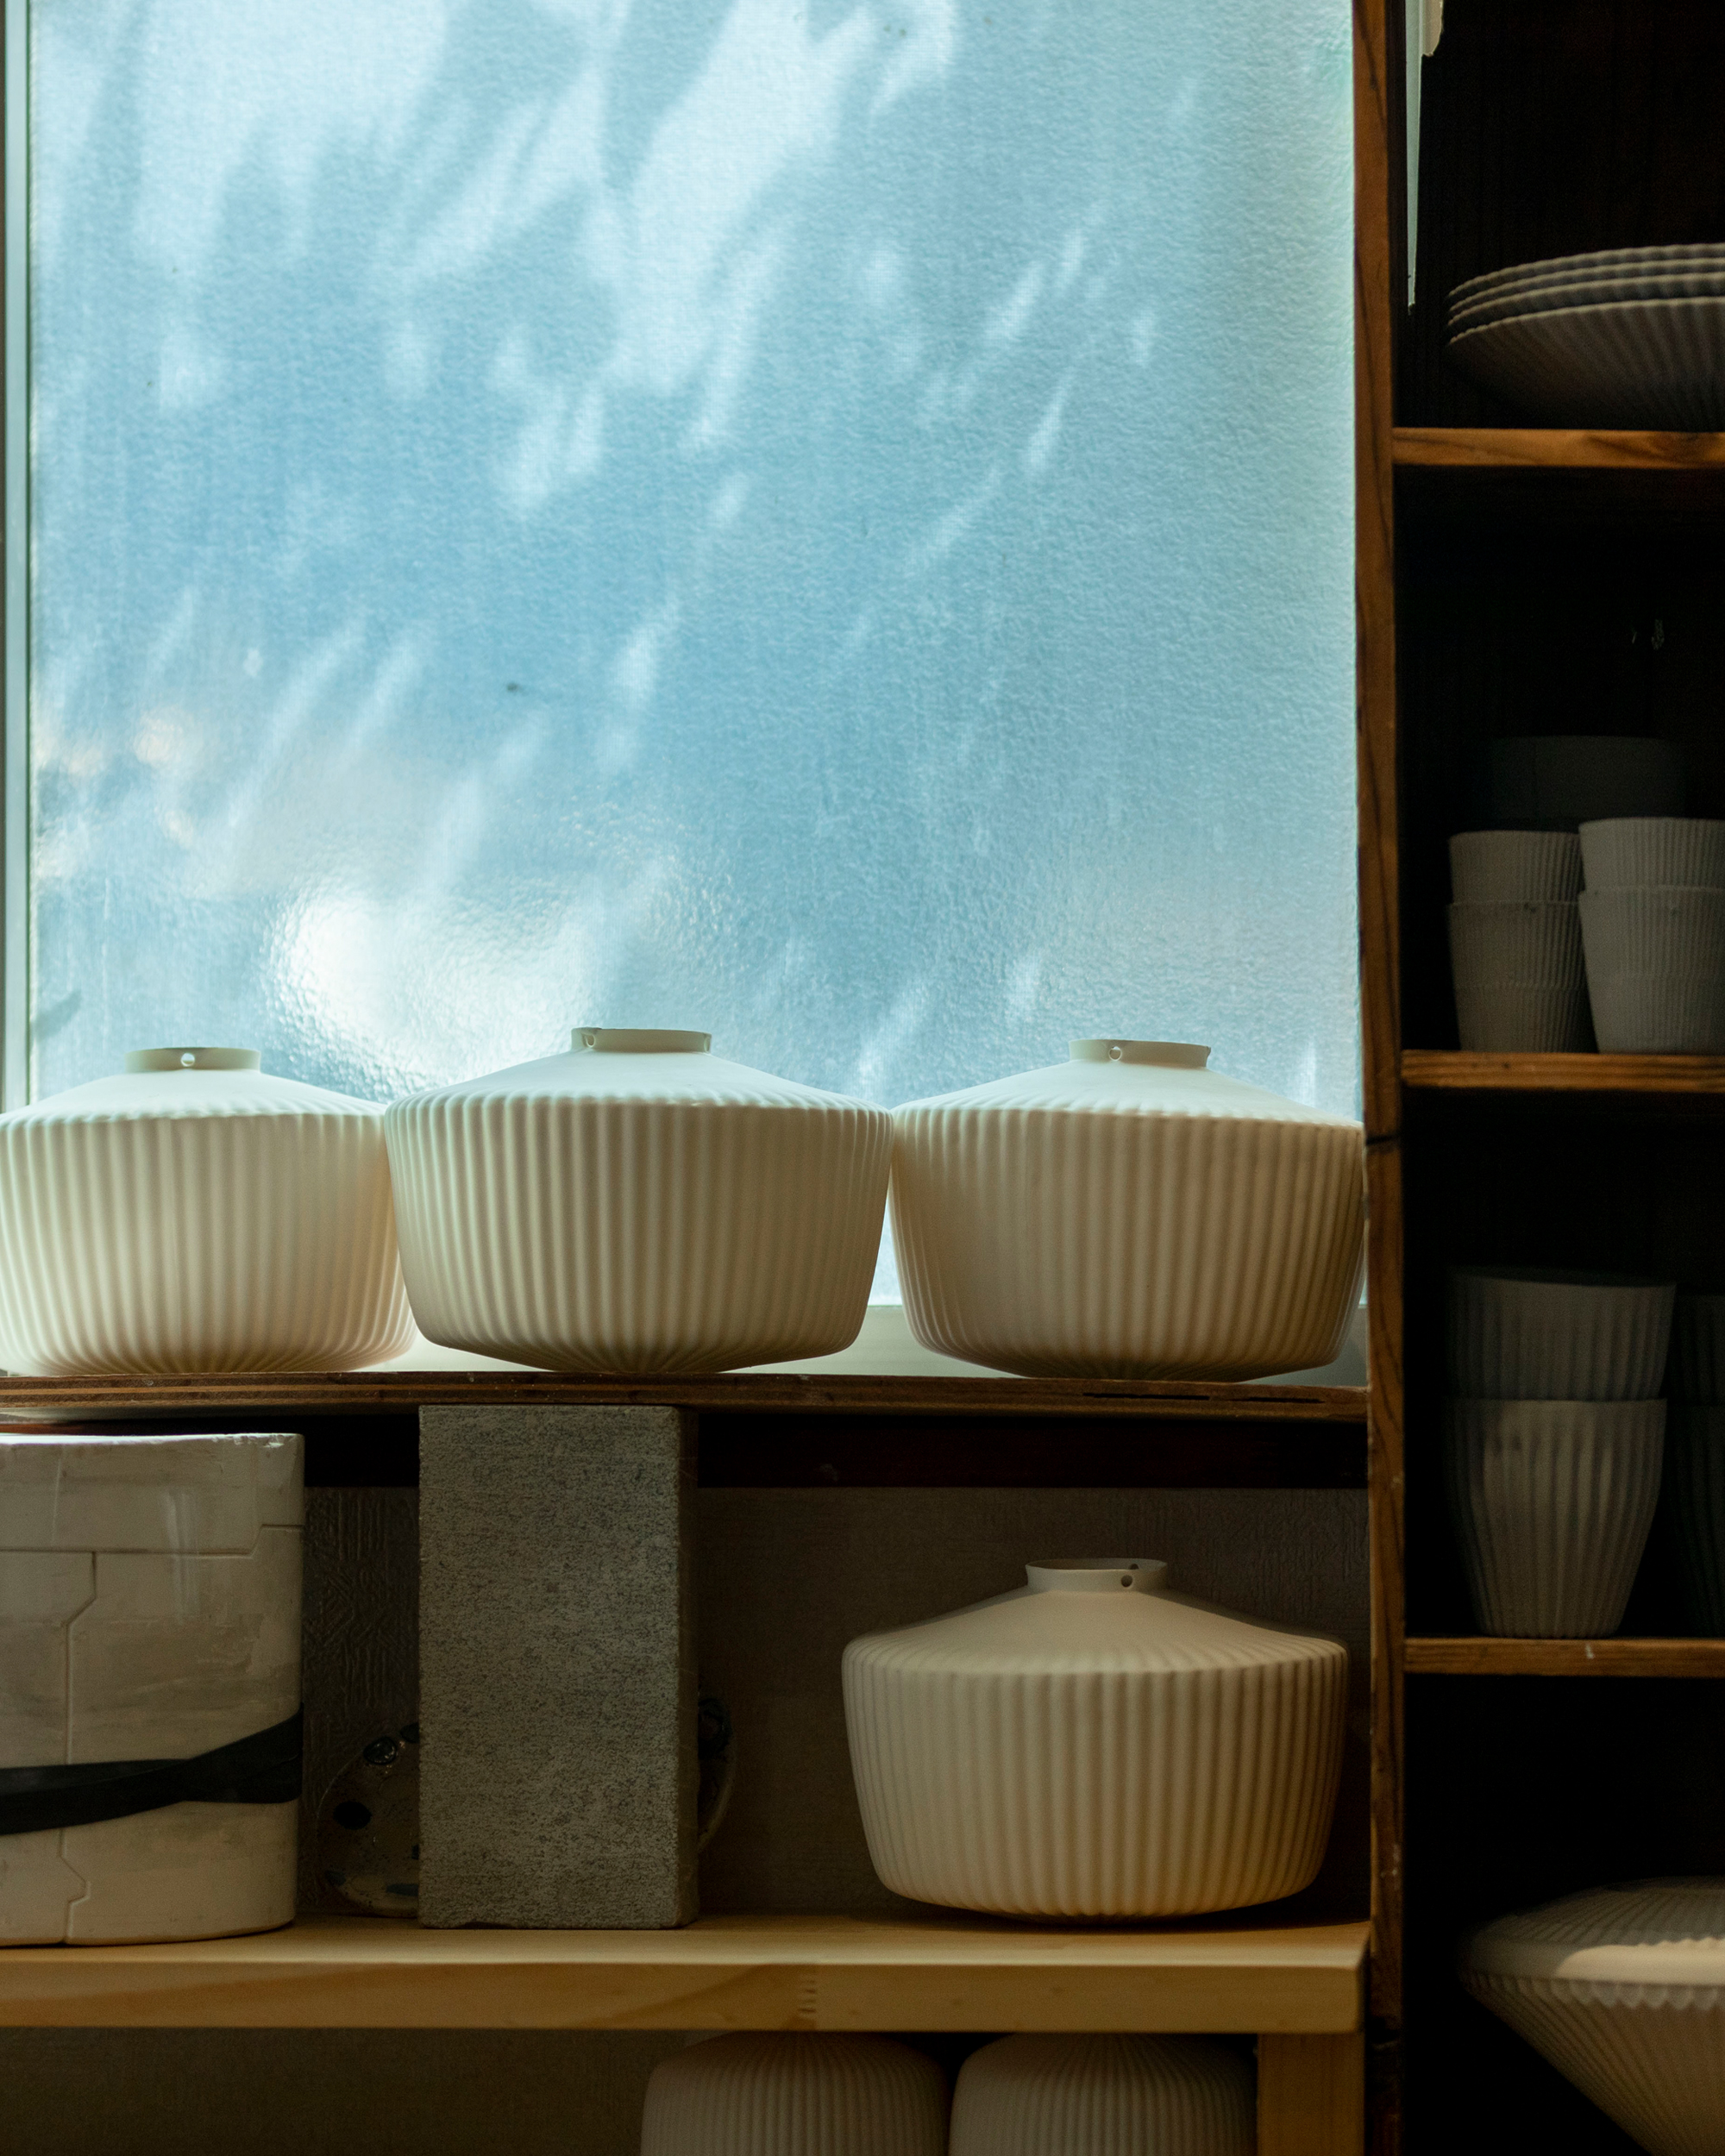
385, 1030, 892, 1373
843, 1560, 1348, 1919
0, 1432, 303, 1943
1461, 1880, 1725, 2156
1443, 1398, 1665, 1637
949, 2035, 1254, 2156
889, 1040, 1364, 1379
639, 2034, 948, 2156
0, 1050, 411, 1374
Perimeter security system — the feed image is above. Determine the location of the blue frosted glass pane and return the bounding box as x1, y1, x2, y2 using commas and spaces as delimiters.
28, 1, 1355, 1296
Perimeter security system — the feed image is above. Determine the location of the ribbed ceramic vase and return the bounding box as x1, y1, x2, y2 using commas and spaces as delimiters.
1443, 1399, 1665, 1637
842, 1560, 1348, 1919
0, 1433, 303, 1943
0, 1050, 411, 1374
1446, 1268, 1674, 1401
1660, 1404, 1725, 1635
949, 2035, 1254, 2156
889, 1040, 1364, 1379
385, 1030, 891, 1372
639, 2034, 948, 2156
1461, 1880, 1725, 2156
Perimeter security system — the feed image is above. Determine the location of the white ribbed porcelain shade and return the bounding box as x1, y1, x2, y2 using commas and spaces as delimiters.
0, 1056, 411, 1375
1443, 1400, 1665, 1638
843, 1561, 1347, 1919
950, 2035, 1254, 2156
890, 1043, 1364, 1380
639, 2034, 948, 2156
1462, 1880, 1725, 2156
385, 1031, 892, 1373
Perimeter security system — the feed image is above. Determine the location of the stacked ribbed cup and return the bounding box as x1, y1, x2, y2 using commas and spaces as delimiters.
1659, 1292, 1725, 1635
1578, 818, 1725, 1050
1447, 831, 1590, 1050
1444, 1268, 1673, 1636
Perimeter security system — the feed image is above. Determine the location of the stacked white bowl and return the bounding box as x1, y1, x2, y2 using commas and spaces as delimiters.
1578, 819, 1725, 1051
1447, 830, 1589, 1050
1444, 1267, 1673, 1636
1659, 1292, 1725, 1636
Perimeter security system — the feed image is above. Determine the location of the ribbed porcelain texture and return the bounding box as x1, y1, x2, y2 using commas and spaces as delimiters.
1672, 1294, 1725, 1403
0, 1052, 411, 1375
1447, 901, 1590, 1051
1449, 830, 1583, 905
1447, 1269, 1674, 1401
1580, 818, 1725, 892
842, 1561, 1348, 1919
638, 2034, 948, 2156
1448, 298, 1725, 430
1444, 1400, 1665, 1638
1462, 1880, 1725, 2156
1452, 244, 1725, 306
1660, 1405, 1725, 1637
948, 2034, 1254, 2156
1579, 887, 1725, 1051
385, 1031, 892, 1372
889, 1042, 1364, 1381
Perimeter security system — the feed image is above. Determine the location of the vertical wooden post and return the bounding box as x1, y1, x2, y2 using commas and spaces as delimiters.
1258, 2033, 1366, 2156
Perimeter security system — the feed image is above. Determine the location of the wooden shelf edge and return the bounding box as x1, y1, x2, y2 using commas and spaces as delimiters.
1393, 427, 1725, 472
0, 1911, 1369, 2034
1401, 1050, 1725, 1096
1407, 1637, 1725, 1677
0, 1370, 1367, 1424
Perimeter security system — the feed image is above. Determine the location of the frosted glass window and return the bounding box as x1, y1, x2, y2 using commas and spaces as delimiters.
24, 1, 1356, 1297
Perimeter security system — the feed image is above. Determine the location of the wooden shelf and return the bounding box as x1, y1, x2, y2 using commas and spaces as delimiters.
1407, 1638, 1725, 1677
1402, 1050, 1725, 1097
0, 1910, 1368, 2034
0, 1369, 1364, 1424
1394, 428, 1725, 472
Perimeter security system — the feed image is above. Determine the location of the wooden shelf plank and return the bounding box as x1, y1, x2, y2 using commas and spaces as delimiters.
1402, 1050, 1725, 1096
0, 1911, 1369, 2034
1407, 1637, 1725, 1677
1393, 428, 1725, 472
0, 1369, 1365, 1424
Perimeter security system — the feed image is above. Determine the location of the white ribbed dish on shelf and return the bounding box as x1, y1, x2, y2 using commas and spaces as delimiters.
949, 2035, 1254, 2156
1579, 818, 1725, 893
1578, 887, 1725, 1053
0, 1433, 303, 1944
1448, 295, 1725, 430
1449, 830, 1583, 906
888, 1040, 1364, 1380
0, 1049, 411, 1375
1461, 1879, 1725, 2156
385, 1030, 892, 1373
639, 2034, 948, 2156
1443, 1398, 1665, 1638
1446, 1268, 1674, 1401
842, 1559, 1348, 1920
1447, 900, 1590, 1052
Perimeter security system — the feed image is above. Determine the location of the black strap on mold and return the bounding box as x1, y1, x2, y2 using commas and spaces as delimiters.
0, 1708, 302, 1836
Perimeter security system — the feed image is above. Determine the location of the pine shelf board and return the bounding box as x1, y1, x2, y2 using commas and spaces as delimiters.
0, 1910, 1369, 2034
1393, 427, 1725, 471
1401, 1050, 1725, 1096
1406, 1637, 1725, 1677
0, 1369, 1365, 1425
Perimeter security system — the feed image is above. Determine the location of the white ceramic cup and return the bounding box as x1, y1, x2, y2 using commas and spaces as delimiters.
1580, 818, 1725, 892
1447, 1267, 1675, 1401
1450, 830, 1583, 904
1444, 1397, 1665, 1639
1447, 900, 1590, 1051
1578, 886, 1725, 1052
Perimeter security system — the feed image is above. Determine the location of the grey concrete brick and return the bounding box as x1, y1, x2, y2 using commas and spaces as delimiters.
418, 1406, 696, 1928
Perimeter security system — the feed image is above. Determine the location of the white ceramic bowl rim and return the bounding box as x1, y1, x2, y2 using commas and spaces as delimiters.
1452, 1264, 1671, 1289
1025, 1559, 1170, 1594
572, 1028, 712, 1054
124, 1047, 262, 1073
1069, 1041, 1209, 1068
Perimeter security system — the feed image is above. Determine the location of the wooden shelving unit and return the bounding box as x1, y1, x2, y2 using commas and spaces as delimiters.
0, 1911, 1368, 2036
1356, 3, 1725, 2148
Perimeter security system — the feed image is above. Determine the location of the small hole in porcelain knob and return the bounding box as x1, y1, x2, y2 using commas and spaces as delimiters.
1119, 1574, 1132, 1588
580, 1030, 597, 1049
179, 1052, 197, 1068
1109, 1043, 1123, 1061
